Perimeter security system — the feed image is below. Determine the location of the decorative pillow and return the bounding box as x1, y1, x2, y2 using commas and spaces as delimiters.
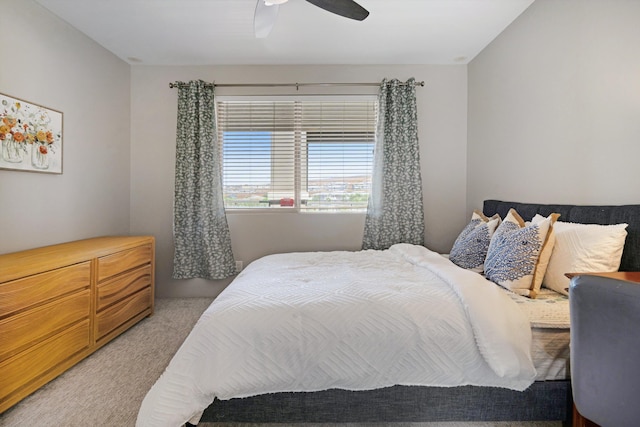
484, 209, 559, 298
540, 218, 628, 295
530, 213, 558, 295
449, 210, 501, 273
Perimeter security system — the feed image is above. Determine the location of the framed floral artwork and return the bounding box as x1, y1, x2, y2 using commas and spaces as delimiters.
0, 92, 63, 174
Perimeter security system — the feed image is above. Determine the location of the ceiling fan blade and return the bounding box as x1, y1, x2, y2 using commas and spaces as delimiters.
254, 0, 280, 38
304, 0, 369, 21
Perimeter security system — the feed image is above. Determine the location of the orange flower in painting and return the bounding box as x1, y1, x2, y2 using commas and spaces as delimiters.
46, 131, 54, 143
12, 132, 25, 142
2, 117, 17, 127
38, 145, 48, 155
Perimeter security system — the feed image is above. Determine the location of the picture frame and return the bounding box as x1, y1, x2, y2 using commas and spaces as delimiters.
0, 92, 63, 174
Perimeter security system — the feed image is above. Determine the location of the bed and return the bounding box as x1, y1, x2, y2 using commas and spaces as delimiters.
136, 200, 640, 427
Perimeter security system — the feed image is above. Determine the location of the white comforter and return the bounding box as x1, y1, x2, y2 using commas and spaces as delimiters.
136, 244, 536, 427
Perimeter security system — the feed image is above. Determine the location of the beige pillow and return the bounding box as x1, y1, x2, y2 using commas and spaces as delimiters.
540, 218, 628, 295
530, 214, 557, 296
484, 209, 559, 298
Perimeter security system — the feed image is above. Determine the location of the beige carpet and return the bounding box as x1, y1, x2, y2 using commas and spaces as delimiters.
0, 298, 561, 427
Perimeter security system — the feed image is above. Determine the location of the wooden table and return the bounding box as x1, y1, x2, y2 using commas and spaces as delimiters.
566, 271, 640, 427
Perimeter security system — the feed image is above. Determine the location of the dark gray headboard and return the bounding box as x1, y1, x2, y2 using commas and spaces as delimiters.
483, 200, 640, 272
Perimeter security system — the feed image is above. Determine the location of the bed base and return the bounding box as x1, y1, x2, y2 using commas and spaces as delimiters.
200, 381, 572, 425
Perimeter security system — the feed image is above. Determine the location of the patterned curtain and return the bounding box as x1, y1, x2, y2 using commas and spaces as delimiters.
172, 80, 236, 280
362, 78, 425, 250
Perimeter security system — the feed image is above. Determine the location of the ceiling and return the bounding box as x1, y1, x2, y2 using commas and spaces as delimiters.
34, 0, 534, 66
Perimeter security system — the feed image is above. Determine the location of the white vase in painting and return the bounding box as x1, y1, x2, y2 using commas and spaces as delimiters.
31, 143, 50, 170
2, 136, 26, 163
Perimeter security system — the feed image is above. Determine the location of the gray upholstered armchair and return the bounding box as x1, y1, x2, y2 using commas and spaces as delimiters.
570, 274, 640, 427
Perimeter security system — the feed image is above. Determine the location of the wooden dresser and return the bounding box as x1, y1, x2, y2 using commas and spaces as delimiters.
0, 236, 155, 413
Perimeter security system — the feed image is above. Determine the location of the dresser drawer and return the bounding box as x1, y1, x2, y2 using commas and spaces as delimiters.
0, 262, 91, 317
95, 287, 152, 341
0, 319, 90, 405
97, 244, 152, 282
0, 290, 90, 362
97, 265, 152, 311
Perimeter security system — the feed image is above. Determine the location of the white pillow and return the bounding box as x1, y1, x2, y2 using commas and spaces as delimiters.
449, 210, 501, 273
484, 209, 559, 298
540, 218, 628, 295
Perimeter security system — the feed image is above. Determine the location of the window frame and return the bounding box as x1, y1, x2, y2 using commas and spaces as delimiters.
216, 95, 378, 214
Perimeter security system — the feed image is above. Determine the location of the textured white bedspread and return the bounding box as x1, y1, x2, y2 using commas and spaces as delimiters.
136, 244, 536, 427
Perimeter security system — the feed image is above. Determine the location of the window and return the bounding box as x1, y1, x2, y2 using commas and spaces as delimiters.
216, 97, 377, 212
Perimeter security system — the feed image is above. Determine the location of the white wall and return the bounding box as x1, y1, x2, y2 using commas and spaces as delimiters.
468, 0, 640, 212
130, 65, 468, 297
0, 0, 131, 253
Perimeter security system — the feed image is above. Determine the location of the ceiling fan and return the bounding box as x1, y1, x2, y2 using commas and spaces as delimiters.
254, 0, 369, 38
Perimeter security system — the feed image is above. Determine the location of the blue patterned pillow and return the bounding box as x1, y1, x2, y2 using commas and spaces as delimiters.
450, 210, 501, 273
484, 209, 559, 298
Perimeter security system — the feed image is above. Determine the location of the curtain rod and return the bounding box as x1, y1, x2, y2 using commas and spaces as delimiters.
169, 81, 425, 90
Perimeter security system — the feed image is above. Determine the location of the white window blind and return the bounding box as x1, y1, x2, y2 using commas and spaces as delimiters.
216, 97, 377, 212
